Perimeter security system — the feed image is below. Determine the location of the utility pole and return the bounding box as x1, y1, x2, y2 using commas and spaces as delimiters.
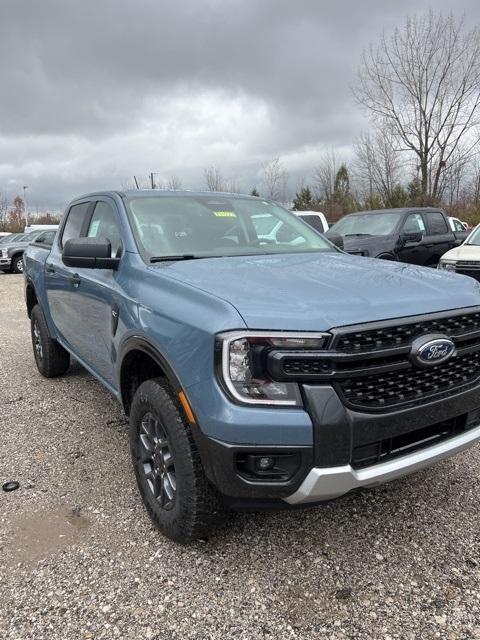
133, 176, 139, 189
150, 173, 155, 189
23, 185, 29, 229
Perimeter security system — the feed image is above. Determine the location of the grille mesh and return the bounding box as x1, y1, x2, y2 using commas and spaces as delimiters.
338, 351, 480, 410
335, 312, 480, 353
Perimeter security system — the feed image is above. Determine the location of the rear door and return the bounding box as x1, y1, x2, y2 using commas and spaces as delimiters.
423, 210, 456, 264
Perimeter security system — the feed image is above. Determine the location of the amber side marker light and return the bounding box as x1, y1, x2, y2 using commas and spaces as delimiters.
178, 390, 196, 425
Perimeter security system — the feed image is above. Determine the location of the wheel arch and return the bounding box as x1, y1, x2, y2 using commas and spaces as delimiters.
376, 252, 396, 260
118, 336, 184, 416
25, 278, 38, 318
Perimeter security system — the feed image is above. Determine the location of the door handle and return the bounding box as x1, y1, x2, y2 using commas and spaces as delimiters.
45, 263, 55, 273
70, 274, 81, 288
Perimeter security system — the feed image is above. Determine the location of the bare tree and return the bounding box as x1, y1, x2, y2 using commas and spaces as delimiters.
313, 148, 339, 202
165, 175, 182, 190
353, 130, 404, 205
225, 178, 242, 193
0, 192, 8, 231
354, 11, 480, 202
261, 157, 288, 201
204, 166, 226, 192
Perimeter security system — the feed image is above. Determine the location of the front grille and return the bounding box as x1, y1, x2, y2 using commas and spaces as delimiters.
334, 311, 480, 352
267, 307, 480, 412
351, 414, 470, 469
338, 350, 480, 410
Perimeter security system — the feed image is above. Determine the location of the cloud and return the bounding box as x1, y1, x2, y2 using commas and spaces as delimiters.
0, 0, 478, 209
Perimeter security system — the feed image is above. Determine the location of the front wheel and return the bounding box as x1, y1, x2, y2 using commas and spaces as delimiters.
129, 379, 226, 543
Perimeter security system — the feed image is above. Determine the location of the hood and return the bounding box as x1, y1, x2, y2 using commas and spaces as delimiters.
151, 252, 480, 331
3, 240, 28, 251
442, 243, 480, 262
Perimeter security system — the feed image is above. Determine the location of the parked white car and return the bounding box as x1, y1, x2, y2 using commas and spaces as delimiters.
448, 216, 468, 232
252, 210, 329, 245
293, 210, 329, 233
438, 223, 480, 280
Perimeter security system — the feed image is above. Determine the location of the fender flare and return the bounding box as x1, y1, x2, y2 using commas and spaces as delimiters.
117, 335, 184, 395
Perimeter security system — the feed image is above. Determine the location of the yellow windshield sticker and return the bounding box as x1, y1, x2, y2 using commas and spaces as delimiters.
213, 210, 236, 218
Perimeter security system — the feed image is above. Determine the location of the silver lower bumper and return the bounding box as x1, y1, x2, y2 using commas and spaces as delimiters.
285, 424, 480, 504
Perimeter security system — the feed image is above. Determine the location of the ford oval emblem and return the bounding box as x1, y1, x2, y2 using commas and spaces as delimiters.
410, 335, 456, 368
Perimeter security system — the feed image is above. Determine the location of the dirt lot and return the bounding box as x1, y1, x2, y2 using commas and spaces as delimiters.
1, 273, 480, 639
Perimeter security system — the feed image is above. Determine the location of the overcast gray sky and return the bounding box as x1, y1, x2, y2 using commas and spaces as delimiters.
0, 0, 479, 212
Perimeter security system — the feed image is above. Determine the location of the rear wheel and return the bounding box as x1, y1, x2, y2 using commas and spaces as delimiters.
30, 304, 70, 377
12, 254, 24, 273
129, 378, 226, 543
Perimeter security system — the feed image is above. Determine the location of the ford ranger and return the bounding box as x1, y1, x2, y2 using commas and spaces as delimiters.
24, 191, 480, 542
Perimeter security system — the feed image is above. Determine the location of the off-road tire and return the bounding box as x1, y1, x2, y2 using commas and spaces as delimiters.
129, 378, 226, 543
31, 304, 70, 377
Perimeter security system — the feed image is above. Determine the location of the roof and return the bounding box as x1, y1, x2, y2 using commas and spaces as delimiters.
70, 189, 262, 202
347, 207, 444, 216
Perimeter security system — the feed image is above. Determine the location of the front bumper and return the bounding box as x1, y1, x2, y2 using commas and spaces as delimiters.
192, 379, 480, 507
0, 257, 11, 268
285, 423, 480, 504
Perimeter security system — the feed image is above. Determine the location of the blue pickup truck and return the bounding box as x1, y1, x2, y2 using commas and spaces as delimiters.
24, 190, 480, 542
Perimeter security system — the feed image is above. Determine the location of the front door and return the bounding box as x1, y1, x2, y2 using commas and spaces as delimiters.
45, 198, 124, 386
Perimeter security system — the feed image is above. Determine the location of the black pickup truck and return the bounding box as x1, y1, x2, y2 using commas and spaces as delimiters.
326, 207, 468, 266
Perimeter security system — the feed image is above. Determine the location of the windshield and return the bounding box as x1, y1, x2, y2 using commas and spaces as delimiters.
466, 225, 480, 246
0, 235, 16, 244
330, 212, 401, 237
127, 195, 334, 260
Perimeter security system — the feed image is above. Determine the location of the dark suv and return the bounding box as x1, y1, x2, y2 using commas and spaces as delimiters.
327, 207, 468, 266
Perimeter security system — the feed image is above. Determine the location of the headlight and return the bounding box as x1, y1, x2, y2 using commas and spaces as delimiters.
1, 249, 8, 258
216, 331, 330, 406
438, 260, 456, 272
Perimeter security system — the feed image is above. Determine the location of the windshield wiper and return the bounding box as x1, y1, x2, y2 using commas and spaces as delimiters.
150, 254, 201, 263
344, 233, 373, 237
149, 254, 225, 263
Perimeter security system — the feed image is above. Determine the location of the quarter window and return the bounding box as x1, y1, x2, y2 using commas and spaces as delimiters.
87, 201, 122, 256
425, 211, 448, 235
61, 202, 91, 247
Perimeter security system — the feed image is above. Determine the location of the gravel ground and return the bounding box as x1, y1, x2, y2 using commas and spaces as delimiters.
1, 272, 480, 640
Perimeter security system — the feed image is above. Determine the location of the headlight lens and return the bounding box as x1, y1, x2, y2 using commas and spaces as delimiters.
438, 260, 456, 272
1, 249, 8, 258
217, 331, 329, 406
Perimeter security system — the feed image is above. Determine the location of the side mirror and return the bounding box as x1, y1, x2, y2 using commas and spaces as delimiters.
62, 238, 120, 270
35, 236, 45, 244
325, 233, 344, 250
400, 232, 423, 246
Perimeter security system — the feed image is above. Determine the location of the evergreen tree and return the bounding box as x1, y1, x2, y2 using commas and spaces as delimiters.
333, 164, 350, 203
292, 186, 316, 211
250, 187, 260, 197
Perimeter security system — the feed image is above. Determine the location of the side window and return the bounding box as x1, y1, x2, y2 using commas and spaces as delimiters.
453, 219, 464, 232
425, 211, 448, 235
87, 201, 122, 256
402, 213, 426, 234
61, 203, 91, 247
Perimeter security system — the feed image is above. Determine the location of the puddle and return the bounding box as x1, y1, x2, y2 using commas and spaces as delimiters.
3, 507, 92, 566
